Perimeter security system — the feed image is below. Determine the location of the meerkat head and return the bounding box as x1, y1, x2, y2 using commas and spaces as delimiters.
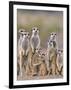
18, 29, 26, 37
25, 32, 30, 39
32, 27, 39, 35
35, 48, 41, 54
22, 32, 30, 39
38, 51, 45, 58
38, 53, 46, 63
50, 32, 56, 40
58, 50, 63, 56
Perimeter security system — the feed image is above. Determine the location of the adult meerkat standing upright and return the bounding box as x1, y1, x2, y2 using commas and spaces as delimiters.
22, 32, 30, 56
17, 29, 26, 76
30, 27, 40, 54
18, 29, 26, 56
18, 30, 30, 77
47, 40, 57, 75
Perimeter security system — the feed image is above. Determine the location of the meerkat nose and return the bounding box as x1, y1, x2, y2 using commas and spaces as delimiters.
35, 30, 37, 32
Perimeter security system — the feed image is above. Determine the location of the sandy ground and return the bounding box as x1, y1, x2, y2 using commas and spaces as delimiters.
17, 74, 63, 80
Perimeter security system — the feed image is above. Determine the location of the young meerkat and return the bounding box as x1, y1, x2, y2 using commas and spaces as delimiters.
27, 48, 44, 76
30, 49, 41, 76
38, 53, 48, 76
30, 27, 40, 54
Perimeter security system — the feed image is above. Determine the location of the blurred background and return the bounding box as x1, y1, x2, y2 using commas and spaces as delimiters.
17, 9, 63, 49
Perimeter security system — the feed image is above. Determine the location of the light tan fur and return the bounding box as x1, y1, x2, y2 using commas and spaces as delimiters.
39, 60, 47, 76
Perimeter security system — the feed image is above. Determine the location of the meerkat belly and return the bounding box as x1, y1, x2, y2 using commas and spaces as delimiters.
57, 57, 63, 67
22, 39, 29, 51
32, 37, 39, 48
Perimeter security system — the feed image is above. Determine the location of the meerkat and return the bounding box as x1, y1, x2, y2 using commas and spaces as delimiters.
47, 41, 57, 75
47, 32, 57, 48
27, 48, 43, 76
18, 29, 26, 56
30, 49, 41, 76
30, 27, 40, 54
18, 31, 30, 77
38, 53, 48, 76
17, 29, 26, 76
22, 32, 30, 56
56, 50, 63, 75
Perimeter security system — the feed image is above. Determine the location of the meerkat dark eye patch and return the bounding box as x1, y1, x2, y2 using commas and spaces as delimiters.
32, 28, 35, 31
51, 33, 53, 35
50, 41, 53, 43
61, 50, 63, 53
58, 50, 60, 52
42, 54, 45, 56
28, 34, 30, 36
24, 34, 26, 35
20, 30, 23, 32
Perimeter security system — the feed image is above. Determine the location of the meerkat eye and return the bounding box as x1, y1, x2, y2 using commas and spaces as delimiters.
51, 33, 53, 35
42, 54, 45, 56
28, 34, 29, 36
51, 41, 53, 43
61, 50, 63, 53
20, 30, 23, 32
24, 34, 26, 36
33, 28, 35, 30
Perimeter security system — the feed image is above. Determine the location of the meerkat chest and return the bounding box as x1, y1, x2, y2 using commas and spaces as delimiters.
22, 39, 29, 50
32, 36, 39, 42
31, 36, 39, 47
49, 48, 57, 55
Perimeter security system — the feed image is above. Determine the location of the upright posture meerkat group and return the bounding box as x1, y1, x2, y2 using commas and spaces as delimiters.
17, 27, 63, 78
47, 33, 63, 75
